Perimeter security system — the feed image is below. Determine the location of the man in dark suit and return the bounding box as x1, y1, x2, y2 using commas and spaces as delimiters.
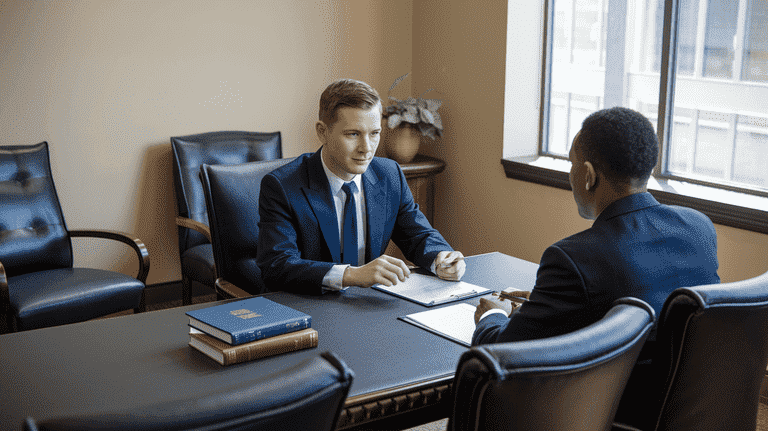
257, 79, 465, 295
473, 106, 720, 345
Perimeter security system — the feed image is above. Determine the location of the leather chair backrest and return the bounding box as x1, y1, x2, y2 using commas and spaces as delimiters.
170, 131, 282, 255
0, 142, 73, 277
200, 158, 295, 294
24, 351, 354, 431
647, 272, 768, 431
449, 297, 655, 431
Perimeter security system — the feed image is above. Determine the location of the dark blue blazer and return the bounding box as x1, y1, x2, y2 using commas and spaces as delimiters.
472, 192, 720, 346
257, 149, 453, 295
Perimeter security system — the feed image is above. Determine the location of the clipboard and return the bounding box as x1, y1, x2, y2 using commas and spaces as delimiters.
399, 303, 476, 346
373, 273, 490, 306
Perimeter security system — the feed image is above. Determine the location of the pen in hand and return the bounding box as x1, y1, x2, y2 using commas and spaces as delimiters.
494, 289, 531, 304
441, 255, 465, 268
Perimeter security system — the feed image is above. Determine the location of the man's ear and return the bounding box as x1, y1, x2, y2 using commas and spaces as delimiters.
584, 161, 597, 191
315, 121, 327, 145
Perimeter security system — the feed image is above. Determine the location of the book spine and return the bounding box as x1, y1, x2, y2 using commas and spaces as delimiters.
224, 329, 318, 365
231, 316, 311, 345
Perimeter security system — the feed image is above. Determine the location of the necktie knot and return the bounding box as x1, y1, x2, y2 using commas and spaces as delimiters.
342, 181, 357, 199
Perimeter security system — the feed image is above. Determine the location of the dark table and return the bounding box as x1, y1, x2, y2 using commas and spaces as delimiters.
0, 252, 537, 430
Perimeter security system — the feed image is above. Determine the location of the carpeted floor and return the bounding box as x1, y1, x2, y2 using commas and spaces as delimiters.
759, 402, 768, 431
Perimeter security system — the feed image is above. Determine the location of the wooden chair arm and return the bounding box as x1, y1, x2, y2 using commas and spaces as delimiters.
175, 216, 212, 243
69, 229, 151, 284
215, 278, 252, 300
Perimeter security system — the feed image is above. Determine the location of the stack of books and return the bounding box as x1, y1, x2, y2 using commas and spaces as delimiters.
186, 296, 318, 366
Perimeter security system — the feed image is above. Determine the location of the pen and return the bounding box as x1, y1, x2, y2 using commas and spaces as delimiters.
494, 291, 528, 304
449, 290, 477, 299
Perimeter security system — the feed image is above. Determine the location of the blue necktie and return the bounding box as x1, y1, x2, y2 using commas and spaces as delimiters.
341, 181, 358, 266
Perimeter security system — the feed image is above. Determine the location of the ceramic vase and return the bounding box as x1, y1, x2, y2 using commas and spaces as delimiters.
384, 124, 420, 164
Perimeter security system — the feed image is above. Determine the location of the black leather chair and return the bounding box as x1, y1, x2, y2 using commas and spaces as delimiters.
23, 351, 354, 431
200, 158, 295, 298
171, 131, 282, 304
0, 142, 149, 332
613, 271, 768, 431
448, 297, 655, 431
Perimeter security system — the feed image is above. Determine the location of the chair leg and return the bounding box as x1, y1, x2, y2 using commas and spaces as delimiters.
134, 289, 146, 313
5, 312, 17, 333
182, 275, 192, 306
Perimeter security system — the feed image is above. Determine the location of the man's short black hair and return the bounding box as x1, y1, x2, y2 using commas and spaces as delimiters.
578, 107, 658, 182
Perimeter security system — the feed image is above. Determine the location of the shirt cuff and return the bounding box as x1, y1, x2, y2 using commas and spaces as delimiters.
479, 309, 507, 322
322, 264, 350, 292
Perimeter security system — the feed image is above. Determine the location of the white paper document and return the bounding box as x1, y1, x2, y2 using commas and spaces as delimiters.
400, 303, 477, 347
373, 273, 490, 306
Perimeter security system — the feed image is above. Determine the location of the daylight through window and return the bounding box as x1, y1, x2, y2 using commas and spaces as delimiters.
543, 0, 768, 194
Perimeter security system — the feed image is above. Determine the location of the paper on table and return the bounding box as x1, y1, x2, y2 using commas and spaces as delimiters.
373, 273, 489, 306
400, 303, 477, 347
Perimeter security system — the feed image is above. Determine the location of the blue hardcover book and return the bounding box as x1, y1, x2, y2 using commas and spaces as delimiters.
186, 297, 311, 345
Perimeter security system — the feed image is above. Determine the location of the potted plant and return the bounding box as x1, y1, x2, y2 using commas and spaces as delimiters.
382, 73, 445, 163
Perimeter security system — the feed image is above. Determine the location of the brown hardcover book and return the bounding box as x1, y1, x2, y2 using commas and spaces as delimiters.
189, 328, 318, 366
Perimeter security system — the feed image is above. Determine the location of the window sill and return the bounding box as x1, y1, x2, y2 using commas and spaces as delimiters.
501, 157, 768, 235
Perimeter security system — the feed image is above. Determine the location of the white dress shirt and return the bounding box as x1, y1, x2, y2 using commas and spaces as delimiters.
320, 151, 366, 290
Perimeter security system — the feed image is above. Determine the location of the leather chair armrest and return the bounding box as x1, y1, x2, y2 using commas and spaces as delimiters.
215, 278, 252, 300
69, 230, 151, 284
175, 216, 212, 243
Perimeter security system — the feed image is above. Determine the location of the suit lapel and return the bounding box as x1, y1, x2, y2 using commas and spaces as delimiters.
363, 163, 388, 261
302, 149, 342, 263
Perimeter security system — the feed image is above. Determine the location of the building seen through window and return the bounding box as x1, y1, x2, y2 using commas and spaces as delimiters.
545, 0, 768, 194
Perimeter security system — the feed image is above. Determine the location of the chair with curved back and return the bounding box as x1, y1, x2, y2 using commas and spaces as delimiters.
200, 158, 295, 298
22, 351, 354, 431
448, 297, 656, 431
171, 131, 281, 304
613, 271, 768, 431
0, 142, 149, 332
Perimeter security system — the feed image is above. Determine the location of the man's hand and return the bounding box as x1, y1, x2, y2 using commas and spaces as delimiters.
342, 255, 411, 288
435, 251, 466, 281
474, 297, 515, 324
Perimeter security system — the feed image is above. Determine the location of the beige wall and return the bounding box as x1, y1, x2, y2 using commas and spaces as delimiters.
0, 0, 413, 283
413, 0, 768, 283
1, 0, 765, 286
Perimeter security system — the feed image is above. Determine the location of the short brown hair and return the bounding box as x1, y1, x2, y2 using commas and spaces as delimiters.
318, 79, 381, 125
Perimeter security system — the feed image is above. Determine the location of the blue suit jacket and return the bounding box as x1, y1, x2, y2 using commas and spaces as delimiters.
472, 192, 720, 346
257, 149, 453, 295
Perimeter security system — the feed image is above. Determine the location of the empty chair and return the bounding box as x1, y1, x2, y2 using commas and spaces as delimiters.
614, 271, 768, 431
0, 142, 149, 332
449, 297, 655, 431
171, 131, 282, 304
200, 158, 295, 298
23, 351, 354, 431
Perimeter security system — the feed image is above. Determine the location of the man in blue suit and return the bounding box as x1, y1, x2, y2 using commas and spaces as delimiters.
257, 79, 465, 295
473, 106, 720, 345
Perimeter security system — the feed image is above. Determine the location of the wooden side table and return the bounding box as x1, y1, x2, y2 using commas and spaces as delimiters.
385, 154, 446, 261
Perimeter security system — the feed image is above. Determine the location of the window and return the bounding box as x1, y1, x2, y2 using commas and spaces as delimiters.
504, 0, 768, 234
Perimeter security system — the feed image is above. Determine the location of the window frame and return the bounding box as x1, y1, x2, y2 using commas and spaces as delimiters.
503, 0, 768, 235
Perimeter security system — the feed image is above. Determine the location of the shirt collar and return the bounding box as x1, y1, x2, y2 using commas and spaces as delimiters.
320, 147, 362, 195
